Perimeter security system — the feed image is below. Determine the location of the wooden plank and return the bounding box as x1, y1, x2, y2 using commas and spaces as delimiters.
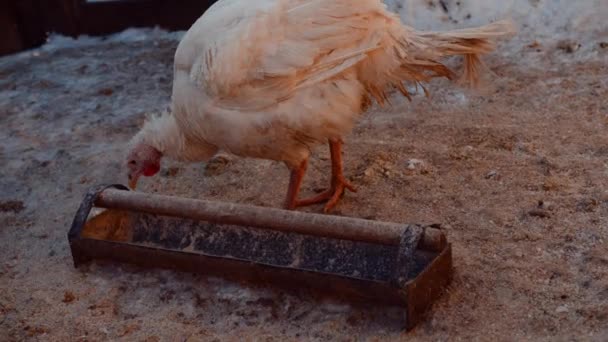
1, 0, 218, 56
40, 0, 81, 37
77, 0, 218, 35
0, 2, 23, 56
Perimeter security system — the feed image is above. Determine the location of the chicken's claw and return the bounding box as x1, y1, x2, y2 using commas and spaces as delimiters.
296, 176, 356, 213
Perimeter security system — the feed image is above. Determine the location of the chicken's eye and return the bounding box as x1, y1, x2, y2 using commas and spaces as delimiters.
128, 160, 136, 166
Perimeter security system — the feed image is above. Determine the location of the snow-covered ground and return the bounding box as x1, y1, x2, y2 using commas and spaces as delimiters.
389, 0, 607, 36
1, 0, 607, 340
388, 0, 608, 62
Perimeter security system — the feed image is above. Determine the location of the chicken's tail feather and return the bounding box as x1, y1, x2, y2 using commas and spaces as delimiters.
357, 19, 515, 107
413, 19, 517, 88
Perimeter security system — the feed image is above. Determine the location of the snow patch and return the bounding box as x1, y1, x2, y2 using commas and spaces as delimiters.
40, 27, 185, 53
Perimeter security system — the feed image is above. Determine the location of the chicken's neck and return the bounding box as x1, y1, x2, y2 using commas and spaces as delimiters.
130, 111, 218, 163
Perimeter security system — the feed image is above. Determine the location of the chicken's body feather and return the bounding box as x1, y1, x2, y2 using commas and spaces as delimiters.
170, 0, 386, 166
127, 0, 514, 209
134, 0, 511, 166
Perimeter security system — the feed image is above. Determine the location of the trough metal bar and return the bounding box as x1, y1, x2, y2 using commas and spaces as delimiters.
96, 188, 442, 247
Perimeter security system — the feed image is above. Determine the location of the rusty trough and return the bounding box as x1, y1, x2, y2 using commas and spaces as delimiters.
68, 184, 453, 330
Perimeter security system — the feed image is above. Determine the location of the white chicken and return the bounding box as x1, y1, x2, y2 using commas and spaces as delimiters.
126, 0, 515, 212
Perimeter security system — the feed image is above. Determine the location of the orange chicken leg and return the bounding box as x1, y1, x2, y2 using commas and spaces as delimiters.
284, 138, 356, 212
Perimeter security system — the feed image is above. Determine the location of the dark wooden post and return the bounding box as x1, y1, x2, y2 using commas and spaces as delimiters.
0, 2, 24, 56
1, 0, 82, 57
0, 0, 218, 56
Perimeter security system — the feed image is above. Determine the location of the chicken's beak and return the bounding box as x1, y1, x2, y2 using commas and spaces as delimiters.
128, 174, 139, 190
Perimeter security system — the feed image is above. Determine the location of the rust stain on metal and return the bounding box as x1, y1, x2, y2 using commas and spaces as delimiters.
81, 209, 133, 242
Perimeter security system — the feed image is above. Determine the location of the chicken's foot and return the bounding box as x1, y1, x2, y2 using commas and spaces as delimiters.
295, 138, 356, 212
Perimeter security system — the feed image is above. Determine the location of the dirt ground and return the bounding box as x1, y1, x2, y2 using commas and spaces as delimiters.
1, 11, 608, 342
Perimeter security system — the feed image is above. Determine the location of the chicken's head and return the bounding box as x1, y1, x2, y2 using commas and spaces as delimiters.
126, 143, 162, 189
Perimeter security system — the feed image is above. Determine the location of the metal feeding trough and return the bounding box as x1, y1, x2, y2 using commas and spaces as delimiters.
68, 184, 453, 330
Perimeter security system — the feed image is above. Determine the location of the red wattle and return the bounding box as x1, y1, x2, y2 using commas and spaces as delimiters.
143, 164, 160, 176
